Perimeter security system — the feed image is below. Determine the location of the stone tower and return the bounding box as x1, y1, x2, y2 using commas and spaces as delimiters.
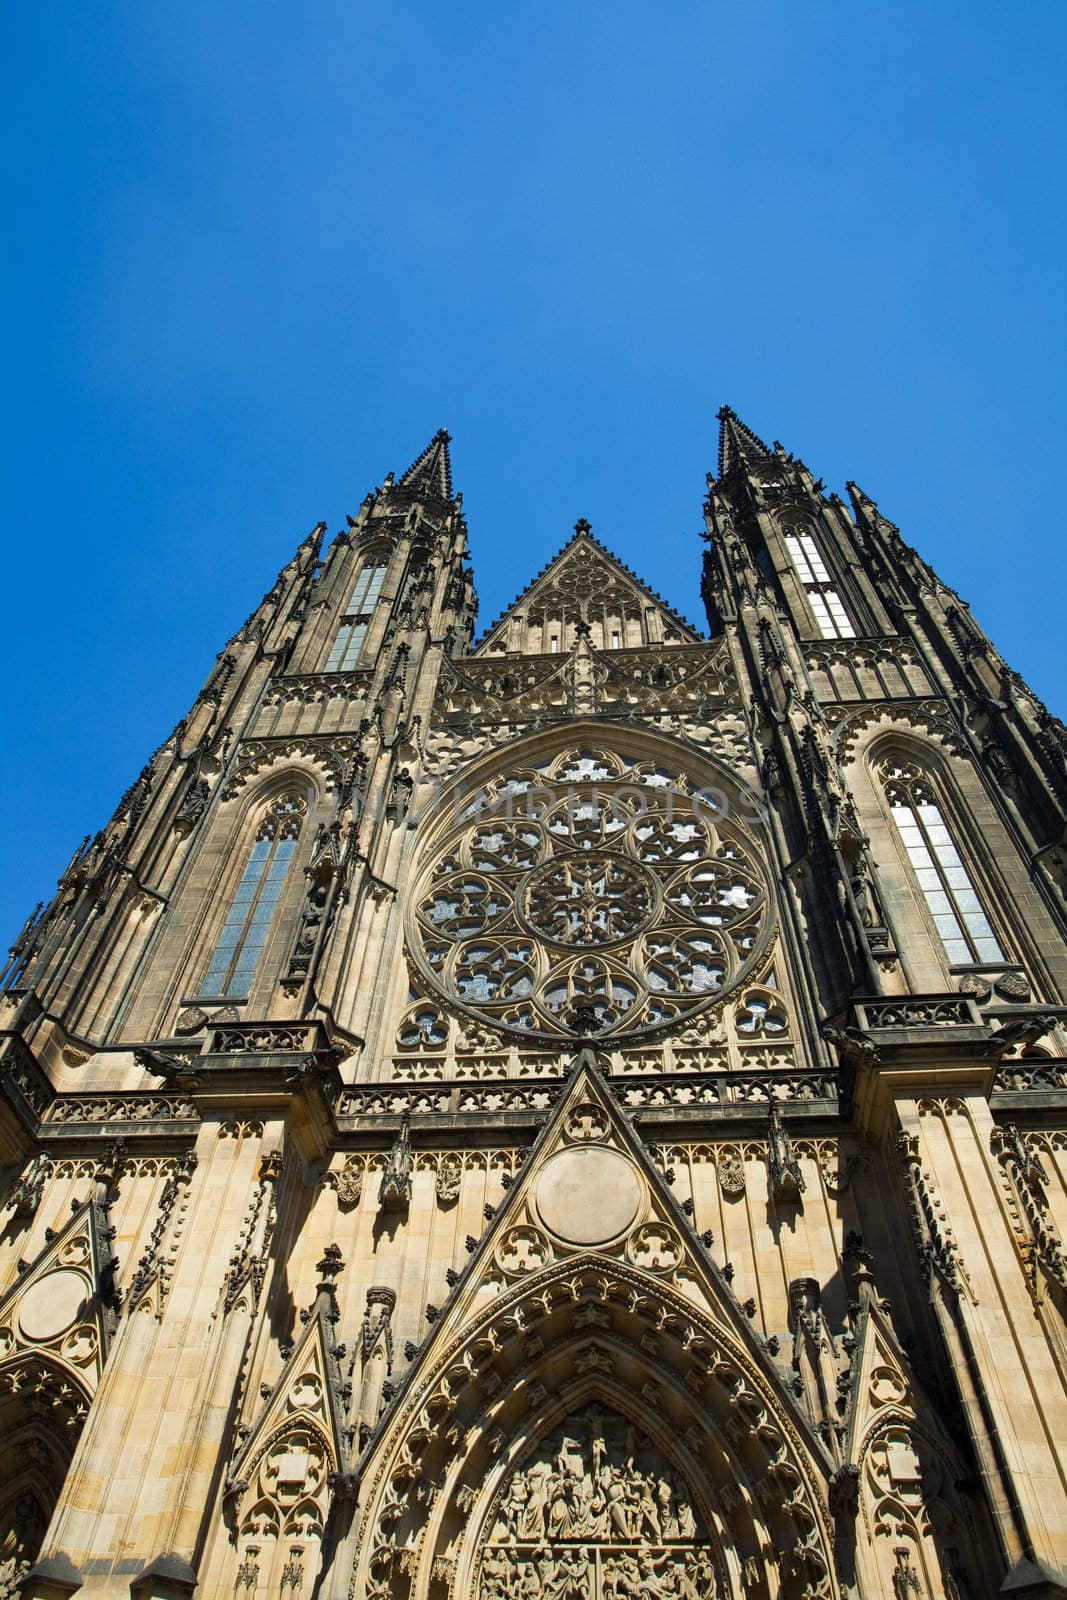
2, 412, 1066, 1599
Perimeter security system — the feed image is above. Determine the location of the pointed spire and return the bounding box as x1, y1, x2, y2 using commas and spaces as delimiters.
716, 405, 773, 479
398, 428, 454, 502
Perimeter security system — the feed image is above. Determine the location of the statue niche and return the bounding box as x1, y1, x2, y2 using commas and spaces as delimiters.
478, 1404, 724, 1599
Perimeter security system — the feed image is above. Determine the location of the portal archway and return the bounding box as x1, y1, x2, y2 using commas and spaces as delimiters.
348, 1257, 837, 1600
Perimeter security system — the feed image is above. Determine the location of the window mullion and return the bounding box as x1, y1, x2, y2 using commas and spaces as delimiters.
911, 803, 978, 962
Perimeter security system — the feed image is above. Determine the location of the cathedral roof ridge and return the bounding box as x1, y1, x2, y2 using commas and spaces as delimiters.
475, 518, 704, 644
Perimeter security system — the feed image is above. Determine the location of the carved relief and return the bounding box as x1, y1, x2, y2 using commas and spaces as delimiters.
479, 1407, 720, 1600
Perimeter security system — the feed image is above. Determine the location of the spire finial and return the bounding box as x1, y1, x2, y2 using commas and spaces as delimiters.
574, 517, 592, 536
716, 405, 773, 479
398, 430, 454, 501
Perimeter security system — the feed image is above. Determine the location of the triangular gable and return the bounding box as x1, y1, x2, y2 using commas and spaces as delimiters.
340, 1051, 839, 1600
360, 1049, 829, 1472
227, 1298, 350, 1502
0, 1189, 119, 1403
841, 1295, 959, 1472
474, 528, 703, 654
837, 1296, 990, 1598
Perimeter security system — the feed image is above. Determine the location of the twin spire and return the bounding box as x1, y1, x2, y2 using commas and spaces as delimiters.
393, 406, 769, 506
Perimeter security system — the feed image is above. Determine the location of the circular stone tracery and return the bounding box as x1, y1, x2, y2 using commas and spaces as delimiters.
521, 854, 654, 946
408, 747, 771, 1041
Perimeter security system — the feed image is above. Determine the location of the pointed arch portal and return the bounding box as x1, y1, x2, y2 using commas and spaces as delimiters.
341, 1058, 837, 1600
347, 1257, 836, 1599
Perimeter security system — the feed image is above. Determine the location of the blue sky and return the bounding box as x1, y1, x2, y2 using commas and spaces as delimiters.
2, 1, 1065, 943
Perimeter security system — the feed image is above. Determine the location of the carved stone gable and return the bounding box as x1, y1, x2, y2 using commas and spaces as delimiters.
0, 1190, 119, 1405
474, 530, 703, 656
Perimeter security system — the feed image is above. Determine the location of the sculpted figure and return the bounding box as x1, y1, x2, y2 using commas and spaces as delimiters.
546, 1472, 573, 1541
503, 1474, 529, 1538
555, 1547, 591, 1599
524, 1462, 551, 1539
481, 1550, 509, 1600
675, 1491, 697, 1540
602, 1466, 631, 1539
535, 1545, 558, 1596
634, 1552, 673, 1597
517, 1560, 542, 1599
636, 1475, 662, 1541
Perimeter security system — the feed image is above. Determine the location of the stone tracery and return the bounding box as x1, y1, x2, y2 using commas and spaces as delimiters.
408, 748, 771, 1040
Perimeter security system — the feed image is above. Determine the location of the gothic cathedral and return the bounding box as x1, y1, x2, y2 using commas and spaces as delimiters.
3, 410, 1067, 1600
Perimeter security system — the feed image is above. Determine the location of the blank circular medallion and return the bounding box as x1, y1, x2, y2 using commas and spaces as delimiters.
17, 1270, 87, 1343
534, 1146, 642, 1246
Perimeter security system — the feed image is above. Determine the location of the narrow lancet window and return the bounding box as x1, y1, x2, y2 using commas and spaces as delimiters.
326, 561, 387, 670
882, 761, 1003, 965
784, 531, 855, 639
200, 795, 305, 997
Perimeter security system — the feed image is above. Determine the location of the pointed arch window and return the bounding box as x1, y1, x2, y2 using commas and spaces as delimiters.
881, 761, 1002, 965
326, 562, 387, 671
200, 795, 306, 998
783, 532, 855, 639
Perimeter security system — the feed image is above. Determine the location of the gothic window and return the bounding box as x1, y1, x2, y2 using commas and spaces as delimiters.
881, 761, 1003, 966
200, 795, 306, 998
784, 531, 855, 639
325, 561, 386, 670
408, 748, 771, 1039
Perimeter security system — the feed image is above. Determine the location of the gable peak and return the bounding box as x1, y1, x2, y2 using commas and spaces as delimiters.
475, 520, 703, 650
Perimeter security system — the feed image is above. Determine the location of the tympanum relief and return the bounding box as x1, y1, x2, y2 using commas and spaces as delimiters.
479, 1407, 723, 1599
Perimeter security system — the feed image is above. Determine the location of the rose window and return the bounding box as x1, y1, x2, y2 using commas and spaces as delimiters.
407, 747, 772, 1039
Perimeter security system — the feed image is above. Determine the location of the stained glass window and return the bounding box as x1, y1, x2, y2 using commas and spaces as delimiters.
882, 762, 1002, 966
200, 796, 305, 997
326, 562, 386, 670
784, 532, 855, 640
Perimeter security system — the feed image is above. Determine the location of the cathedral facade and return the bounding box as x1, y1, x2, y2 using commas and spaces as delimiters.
2, 410, 1067, 1600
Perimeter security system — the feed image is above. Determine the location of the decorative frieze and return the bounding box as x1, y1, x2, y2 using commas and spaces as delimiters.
43, 1095, 198, 1125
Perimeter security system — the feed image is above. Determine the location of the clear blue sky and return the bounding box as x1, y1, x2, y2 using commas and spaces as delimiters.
2, 2, 1065, 944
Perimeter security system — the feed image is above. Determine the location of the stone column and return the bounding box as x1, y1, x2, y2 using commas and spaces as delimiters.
849, 996, 1067, 1596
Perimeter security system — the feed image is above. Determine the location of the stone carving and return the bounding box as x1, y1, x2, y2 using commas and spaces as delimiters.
408, 748, 770, 1041
523, 857, 654, 946
379, 1115, 413, 1211
717, 1158, 745, 1198
211, 1023, 317, 1054
435, 1159, 462, 1205
43, 1095, 197, 1124
565, 1103, 612, 1143
328, 1158, 363, 1209
480, 1407, 718, 1599
496, 1225, 552, 1278
767, 1101, 805, 1202
856, 996, 974, 1030
897, 1133, 973, 1304
219, 736, 354, 801
625, 1223, 682, 1273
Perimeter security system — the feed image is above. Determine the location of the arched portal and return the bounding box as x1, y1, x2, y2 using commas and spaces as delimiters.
347, 1258, 837, 1600
0, 1355, 90, 1597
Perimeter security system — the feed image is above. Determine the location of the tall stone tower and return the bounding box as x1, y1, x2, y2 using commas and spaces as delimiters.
2, 413, 1066, 1600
